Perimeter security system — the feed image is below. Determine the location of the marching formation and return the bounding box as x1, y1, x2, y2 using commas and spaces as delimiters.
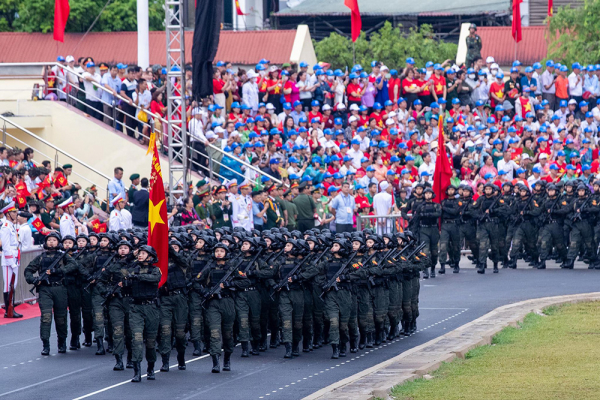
23, 225, 428, 381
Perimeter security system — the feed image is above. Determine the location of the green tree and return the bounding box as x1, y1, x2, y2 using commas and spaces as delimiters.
314, 22, 458, 70
4, 0, 164, 33
548, 0, 600, 66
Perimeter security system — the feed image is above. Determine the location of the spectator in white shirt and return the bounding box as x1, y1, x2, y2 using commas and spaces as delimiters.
568, 63, 584, 104
82, 61, 102, 120
418, 153, 436, 176
346, 139, 365, 169
497, 151, 519, 180
188, 108, 208, 173
242, 70, 259, 114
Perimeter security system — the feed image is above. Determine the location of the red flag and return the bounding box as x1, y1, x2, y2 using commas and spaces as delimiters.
97, 223, 107, 233
235, 0, 245, 15
344, 0, 362, 42
432, 117, 453, 203
15, 181, 30, 197
31, 218, 47, 234
16, 196, 27, 209
512, 0, 523, 43
55, 172, 68, 188
548, 0, 553, 16
148, 138, 168, 287
53, 0, 70, 43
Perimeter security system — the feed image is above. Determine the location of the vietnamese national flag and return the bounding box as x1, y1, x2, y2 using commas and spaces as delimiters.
147, 138, 169, 287
235, 0, 245, 15
548, 0, 553, 16
512, 0, 523, 43
53, 0, 70, 43
344, 0, 362, 42
432, 116, 452, 203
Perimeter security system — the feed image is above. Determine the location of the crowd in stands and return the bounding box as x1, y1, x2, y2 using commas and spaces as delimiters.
32, 53, 600, 233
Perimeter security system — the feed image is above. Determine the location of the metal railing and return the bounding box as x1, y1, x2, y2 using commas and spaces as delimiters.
0, 246, 44, 306
356, 214, 408, 234
0, 62, 283, 188
0, 115, 112, 198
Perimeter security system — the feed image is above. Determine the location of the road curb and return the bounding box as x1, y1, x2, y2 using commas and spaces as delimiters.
302, 292, 600, 400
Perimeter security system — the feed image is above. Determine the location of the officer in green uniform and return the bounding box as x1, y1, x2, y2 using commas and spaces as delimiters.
293, 182, 317, 232
465, 24, 482, 68
101, 240, 135, 371
192, 179, 208, 207
128, 173, 140, 207
284, 191, 298, 231
194, 188, 211, 224
201, 243, 250, 373
211, 185, 233, 229
128, 245, 161, 383
25, 232, 78, 355
159, 239, 190, 372
264, 186, 284, 229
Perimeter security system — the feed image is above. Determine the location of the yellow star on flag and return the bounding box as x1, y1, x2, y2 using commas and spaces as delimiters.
495, 90, 503, 98
149, 199, 165, 234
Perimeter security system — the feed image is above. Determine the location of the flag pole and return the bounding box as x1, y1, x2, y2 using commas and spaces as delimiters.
352, 41, 356, 65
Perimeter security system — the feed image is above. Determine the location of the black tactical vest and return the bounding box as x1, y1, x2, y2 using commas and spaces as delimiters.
131, 264, 158, 300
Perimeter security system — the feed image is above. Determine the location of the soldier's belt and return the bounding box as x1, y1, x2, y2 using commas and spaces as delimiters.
442, 220, 459, 224
420, 224, 438, 227
243, 286, 258, 291
132, 298, 156, 305
165, 289, 186, 296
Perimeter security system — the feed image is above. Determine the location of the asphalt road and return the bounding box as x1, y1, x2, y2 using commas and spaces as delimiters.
1, 259, 599, 400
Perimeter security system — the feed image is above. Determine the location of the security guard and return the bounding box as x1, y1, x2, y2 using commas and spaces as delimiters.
25, 232, 78, 355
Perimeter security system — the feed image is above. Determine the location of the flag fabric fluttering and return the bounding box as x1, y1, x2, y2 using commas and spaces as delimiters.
53, 0, 70, 43
512, 0, 523, 43
148, 137, 169, 287
548, 0, 553, 16
235, 0, 245, 15
432, 116, 453, 203
344, 0, 362, 42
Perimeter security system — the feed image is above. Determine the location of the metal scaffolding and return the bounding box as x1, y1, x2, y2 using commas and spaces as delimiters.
165, 0, 189, 204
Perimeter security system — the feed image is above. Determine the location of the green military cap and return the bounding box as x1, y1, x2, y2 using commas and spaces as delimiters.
130, 173, 140, 181
62, 164, 73, 169
196, 179, 207, 188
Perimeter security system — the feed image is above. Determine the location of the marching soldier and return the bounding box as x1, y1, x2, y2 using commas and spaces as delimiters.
439, 186, 460, 275
25, 232, 78, 355
498, 183, 515, 268
128, 245, 161, 382
459, 185, 478, 272
474, 183, 506, 273
75, 234, 95, 347
61, 235, 86, 350
508, 185, 542, 269
564, 184, 597, 269
537, 184, 569, 269
415, 188, 441, 278
188, 235, 211, 356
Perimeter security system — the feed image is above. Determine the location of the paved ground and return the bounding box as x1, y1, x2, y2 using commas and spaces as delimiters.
1, 259, 598, 400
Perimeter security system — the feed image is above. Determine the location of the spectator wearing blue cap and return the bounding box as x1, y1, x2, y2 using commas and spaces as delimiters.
347, 138, 365, 169
431, 64, 447, 103
489, 71, 505, 109
329, 181, 356, 233
289, 100, 306, 126
568, 63, 584, 108
541, 60, 557, 110
521, 66, 538, 95
583, 65, 599, 109
555, 64, 570, 108
515, 85, 533, 118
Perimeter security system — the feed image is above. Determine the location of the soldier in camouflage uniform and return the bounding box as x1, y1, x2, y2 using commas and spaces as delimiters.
465, 24, 482, 68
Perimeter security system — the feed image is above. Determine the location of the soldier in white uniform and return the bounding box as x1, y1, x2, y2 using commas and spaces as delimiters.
109, 194, 133, 231
225, 179, 238, 203
231, 180, 254, 231
58, 197, 76, 238
17, 211, 34, 251
1, 202, 22, 318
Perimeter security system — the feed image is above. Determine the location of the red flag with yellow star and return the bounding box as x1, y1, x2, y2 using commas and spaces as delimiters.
235, 0, 245, 15
148, 136, 168, 287
433, 115, 452, 204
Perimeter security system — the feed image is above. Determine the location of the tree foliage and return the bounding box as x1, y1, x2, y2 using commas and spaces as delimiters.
314, 22, 458, 70
548, 0, 600, 66
0, 0, 165, 33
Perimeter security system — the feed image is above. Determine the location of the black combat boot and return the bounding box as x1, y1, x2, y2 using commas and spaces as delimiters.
270, 331, 279, 348
493, 262, 499, 273
223, 352, 232, 371
439, 264, 446, 274
192, 340, 202, 356
126, 352, 133, 369
70, 335, 79, 350
147, 362, 155, 380
291, 341, 300, 357
411, 320, 417, 334
283, 343, 292, 358
350, 336, 358, 353
401, 320, 411, 336
106, 338, 114, 353
95, 338, 105, 355
339, 342, 347, 357
374, 328, 382, 346
302, 336, 311, 353
365, 332, 374, 348
453, 263, 460, 273
313, 332, 323, 349
430, 266, 436, 278
131, 362, 141, 383
113, 354, 124, 371
177, 351, 186, 370
476, 263, 485, 274
509, 259, 517, 269
537, 259, 547, 270
83, 332, 93, 347
211, 354, 221, 373
241, 341, 249, 357
259, 338, 268, 352
160, 354, 170, 372
561, 259, 574, 269
251, 340, 259, 355
57, 339, 67, 353
358, 333, 366, 350
41, 339, 50, 356
422, 268, 429, 279
331, 344, 339, 359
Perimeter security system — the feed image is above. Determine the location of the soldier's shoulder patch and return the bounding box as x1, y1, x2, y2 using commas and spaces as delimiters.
499, 199, 504, 203
458, 201, 463, 206
473, 201, 477, 205
562, 201, 567, 205
238, 271, 246, 277
401, 257, 406, 261
352, 263, 360, 269
533, 201, 539, 207
594, 200, 598, 206
372, 260, 377, 265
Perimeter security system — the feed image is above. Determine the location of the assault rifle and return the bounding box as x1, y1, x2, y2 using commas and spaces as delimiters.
101, 281, 123, 306
270, 252, 317, 299
573, 195, 593, 222
513, 194, 536, 228
200, 256, 247, 308
29, 251, 69, 295
83, 252, 117, 293
478, 195, 501, 223
320, 252, 358, 298
539, 194, 562, 225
